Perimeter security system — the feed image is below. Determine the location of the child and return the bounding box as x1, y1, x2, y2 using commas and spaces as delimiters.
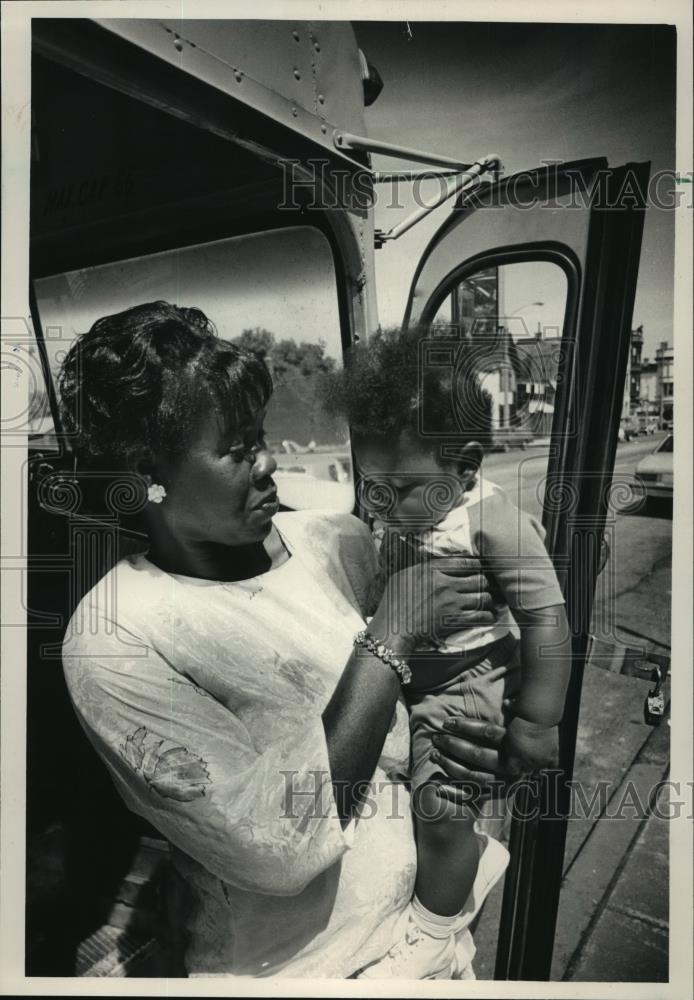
326, 330, 572, 979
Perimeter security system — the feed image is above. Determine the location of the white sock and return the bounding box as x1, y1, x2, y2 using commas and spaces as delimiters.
410, 895, 461, 939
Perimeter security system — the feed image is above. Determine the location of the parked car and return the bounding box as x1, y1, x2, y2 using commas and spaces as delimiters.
488, 430, 534, 452
273, 451, 353, 511
635, 434, 673, 499
635, 414, 659, 435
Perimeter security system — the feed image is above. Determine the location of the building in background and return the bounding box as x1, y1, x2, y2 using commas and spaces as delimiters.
655, 341, 674, 427
447, 279, 673, 440
635, 338, 673, 431
622, 324, 644, 418
447, 268, 524, 431
513, 335, 561, 437
639, 357, 659, 411
447, 269, 559, 438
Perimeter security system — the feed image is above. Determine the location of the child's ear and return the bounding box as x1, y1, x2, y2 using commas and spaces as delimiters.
458, 441, 484, 474
457, 441, 484, 485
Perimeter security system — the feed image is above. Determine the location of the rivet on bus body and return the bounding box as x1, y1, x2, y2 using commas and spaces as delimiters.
292, 107, 298, 117
174, 38, 183, 52
292, 30, 300, 42
294, 69, 301, 80
234, 71, 243, 83
321, 124, 327, 134
318, 94, 325, 104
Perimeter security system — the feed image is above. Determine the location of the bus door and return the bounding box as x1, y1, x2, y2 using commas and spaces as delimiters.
402, 157, 650, 979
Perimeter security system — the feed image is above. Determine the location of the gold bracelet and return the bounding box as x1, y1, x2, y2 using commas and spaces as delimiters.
354, 629, 412, 685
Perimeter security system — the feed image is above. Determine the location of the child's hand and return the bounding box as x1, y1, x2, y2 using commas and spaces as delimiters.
500, 716, 559, 778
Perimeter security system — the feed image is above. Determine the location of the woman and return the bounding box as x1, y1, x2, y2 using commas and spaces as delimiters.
59, 301, 509, 978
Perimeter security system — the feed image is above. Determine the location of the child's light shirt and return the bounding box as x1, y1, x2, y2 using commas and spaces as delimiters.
374, 476, 565, 655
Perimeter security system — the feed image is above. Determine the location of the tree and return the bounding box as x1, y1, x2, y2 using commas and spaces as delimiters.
233, 327, 275, 360
233, 330, 336, 380
232, 332, 339, 439
270, 338, 336, 385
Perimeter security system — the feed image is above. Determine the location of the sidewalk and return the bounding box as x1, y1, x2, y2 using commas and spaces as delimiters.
563, 774, 668, 981
473, 662, 670, 982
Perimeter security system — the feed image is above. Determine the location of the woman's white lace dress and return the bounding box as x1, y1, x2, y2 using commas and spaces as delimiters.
62, 511, 416, 977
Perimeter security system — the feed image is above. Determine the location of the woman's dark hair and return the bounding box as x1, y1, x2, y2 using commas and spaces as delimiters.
59, 301, 272, 468
323, 326, 493, 460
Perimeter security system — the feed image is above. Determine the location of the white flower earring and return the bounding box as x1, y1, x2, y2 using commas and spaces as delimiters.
147, 483, 167, 504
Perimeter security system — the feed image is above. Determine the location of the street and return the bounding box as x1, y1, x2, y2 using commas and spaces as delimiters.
483, 434, 672, 653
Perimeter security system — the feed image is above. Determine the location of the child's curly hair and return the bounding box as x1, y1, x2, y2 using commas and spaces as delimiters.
322, 326, 493, 460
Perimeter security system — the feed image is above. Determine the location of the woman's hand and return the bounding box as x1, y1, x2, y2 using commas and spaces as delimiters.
369, 556, 496, 650
430, 716, 561, 804
428, 717, 511, 804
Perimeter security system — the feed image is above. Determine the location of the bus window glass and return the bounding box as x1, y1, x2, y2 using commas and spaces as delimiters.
427, 260, 571, 931
33, 226, 353, 511
430, 260, 569, 521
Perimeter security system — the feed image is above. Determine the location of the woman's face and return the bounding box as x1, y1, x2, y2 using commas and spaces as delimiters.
154, 404, 279, 548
